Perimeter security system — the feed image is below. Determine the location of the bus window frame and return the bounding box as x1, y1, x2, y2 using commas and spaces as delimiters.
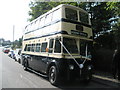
40, 16, 45, 27
79, 11, 89, 25
51, 8, 61, 22
45, 13, 52, 25
27, 44, 32, 52
65, 8, 78, 21
35, 43, 41, 52
41, 42, 48, 53
53, 37, 62, 54
48, 38, 54, 53
31, 44, 36, 52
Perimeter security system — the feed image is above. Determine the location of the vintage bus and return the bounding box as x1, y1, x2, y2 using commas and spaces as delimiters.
22, 4, 93, 85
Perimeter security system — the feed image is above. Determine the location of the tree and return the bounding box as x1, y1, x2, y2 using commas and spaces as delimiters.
89, 3, 115, 37
107, 2, 120, 49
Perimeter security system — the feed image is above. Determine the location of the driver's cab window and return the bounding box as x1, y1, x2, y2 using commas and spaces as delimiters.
54, 38, 61, 53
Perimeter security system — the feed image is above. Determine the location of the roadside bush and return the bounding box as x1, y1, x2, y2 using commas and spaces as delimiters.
93, 48, 114, 73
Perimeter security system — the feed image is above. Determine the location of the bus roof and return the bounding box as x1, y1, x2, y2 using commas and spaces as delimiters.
25, 4, 88, 28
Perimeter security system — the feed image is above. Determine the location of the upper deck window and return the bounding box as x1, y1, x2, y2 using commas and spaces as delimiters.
65, 8, 78, 21
79, 12, 89, 24
52, 9, 61, 21
40, 17, 45, 27
45, 13, 52, 24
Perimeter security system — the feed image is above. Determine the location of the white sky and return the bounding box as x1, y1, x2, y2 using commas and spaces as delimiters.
0, 0, 32, 41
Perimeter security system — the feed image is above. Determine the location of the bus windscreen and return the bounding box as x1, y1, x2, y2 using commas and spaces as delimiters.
63, 38, 78, 54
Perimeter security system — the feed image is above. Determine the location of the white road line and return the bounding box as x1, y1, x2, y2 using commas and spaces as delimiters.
93, 75, 120, 84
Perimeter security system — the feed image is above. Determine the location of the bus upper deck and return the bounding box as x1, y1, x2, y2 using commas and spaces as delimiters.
23, 4, 92, 41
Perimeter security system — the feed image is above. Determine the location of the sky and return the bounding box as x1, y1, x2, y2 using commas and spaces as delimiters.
0, 0, 32, 41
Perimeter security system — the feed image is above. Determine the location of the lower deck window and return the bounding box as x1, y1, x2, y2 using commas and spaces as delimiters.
36, 43, 41, 52
31, 44, 35, 52
80, 40, 92, 57
27, 44, 31, 51
54, 38, 61, 53
24, 45, 27, 51
41, 42, 47, 52
49, 39, 54, 53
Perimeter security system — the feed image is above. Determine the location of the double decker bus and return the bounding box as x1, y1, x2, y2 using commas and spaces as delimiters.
22, 4, 93, 85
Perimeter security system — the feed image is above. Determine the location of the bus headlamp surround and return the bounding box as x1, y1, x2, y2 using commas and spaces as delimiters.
79, 64, 84, 69
69, 65, 74, 70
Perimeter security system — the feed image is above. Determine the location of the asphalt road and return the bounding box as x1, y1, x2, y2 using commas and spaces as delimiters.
0, 47, 119, 89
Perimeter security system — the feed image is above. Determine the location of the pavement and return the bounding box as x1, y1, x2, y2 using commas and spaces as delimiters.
93, 71, 120, 87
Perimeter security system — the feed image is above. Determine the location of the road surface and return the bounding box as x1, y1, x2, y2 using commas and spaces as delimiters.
0, 47, 119, 89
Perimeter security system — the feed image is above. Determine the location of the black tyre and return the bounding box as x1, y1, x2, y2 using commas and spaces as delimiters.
114, 69, 119, 80
23, 59, 28, 70
18, 59, 21, 63
49, 65, 60, 85
14, 58, 17, 61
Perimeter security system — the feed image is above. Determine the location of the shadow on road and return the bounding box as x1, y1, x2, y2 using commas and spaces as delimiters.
26, 68, 120, 89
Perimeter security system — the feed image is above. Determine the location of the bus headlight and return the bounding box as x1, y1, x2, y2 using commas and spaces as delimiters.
88, 66, 92, 70
69, 65, 74, 70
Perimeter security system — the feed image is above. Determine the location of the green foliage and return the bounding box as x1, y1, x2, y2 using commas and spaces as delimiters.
106, 2, 120, 49
107, 2, 120, 16
94, 32, 116, 50
12, 37, 22, 49
112, 20, 120, 49
90, 3, 115, 37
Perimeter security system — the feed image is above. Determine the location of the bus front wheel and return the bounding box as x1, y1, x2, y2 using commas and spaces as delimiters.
48, 65, 60, 85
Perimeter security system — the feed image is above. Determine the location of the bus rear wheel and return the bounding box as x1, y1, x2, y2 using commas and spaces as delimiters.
49, 65, 60, 85
23, 59, 28, 70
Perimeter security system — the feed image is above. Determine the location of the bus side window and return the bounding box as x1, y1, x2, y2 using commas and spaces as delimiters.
52, 9, 61, 22
37, 18, 41, 28
36, 43, 41, 52
49, 39, 54, 53
27, 44, 31, 51
24, 44, 28, 51
31, 44, 35, 52
41, 42, 47, 52
40, 17, 45, 27
45, 13, 52, 25
54, 38, 61, 53
34, 20, 38, 30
